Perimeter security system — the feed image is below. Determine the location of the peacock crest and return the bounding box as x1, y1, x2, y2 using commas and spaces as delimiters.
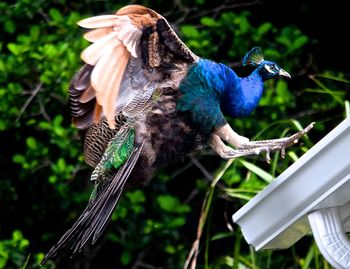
242, 47, 264, 66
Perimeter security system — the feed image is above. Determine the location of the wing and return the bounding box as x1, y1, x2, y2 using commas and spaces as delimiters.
70, 5, 198, 129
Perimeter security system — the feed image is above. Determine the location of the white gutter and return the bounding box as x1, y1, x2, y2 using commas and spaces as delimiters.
232, 117, 350, 268
309, 207, 350, 269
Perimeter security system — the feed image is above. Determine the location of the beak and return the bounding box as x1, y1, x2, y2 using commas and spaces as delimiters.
279, 69, 291, 78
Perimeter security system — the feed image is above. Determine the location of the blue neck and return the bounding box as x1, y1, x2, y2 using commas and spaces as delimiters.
221, 68, 264, 117
177, 59, 265, 132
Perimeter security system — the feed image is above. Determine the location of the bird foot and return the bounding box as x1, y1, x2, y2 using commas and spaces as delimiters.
235, 122, 315, 162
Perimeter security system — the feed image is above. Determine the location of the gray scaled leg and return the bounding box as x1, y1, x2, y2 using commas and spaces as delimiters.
210, 122, 315, 162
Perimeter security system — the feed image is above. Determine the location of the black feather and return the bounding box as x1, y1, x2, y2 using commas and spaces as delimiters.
156, 18, 195, 62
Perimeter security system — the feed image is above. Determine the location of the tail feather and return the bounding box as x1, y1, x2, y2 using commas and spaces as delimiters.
41, 141, 144, 265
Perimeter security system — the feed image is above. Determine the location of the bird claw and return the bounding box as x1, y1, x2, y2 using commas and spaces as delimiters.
236, 122, 315, 162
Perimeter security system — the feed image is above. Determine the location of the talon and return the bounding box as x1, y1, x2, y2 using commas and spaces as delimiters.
221, 150, 235, 159
281, 147, 286, 158
265, 150, 271, 163
255, 149, 260, 155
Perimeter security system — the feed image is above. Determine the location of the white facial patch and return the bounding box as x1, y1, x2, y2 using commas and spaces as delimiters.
264, 64, 275, 74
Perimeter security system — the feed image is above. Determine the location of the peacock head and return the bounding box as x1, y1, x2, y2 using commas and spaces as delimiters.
242, 47, 291, 81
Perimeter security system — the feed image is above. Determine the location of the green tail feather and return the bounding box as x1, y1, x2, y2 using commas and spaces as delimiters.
104, 128, 135, 171
90, 126, 135, 183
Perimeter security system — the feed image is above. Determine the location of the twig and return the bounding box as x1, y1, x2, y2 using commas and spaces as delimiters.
190, 156, 214, 181
184, 159, 234, 269
172, 0, 260, 25
190, 156, 226, 189
16, 82, 43, 121
131, 250, 147, 269
38, 96, 51, 121
184, 187, 200, 204
170, 161, 194, 179
187, 0, 261, 21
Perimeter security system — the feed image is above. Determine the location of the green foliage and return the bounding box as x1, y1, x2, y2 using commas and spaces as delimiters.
157, 195, 191, 213
0, 231, 48, 269
0, 0, 348, 268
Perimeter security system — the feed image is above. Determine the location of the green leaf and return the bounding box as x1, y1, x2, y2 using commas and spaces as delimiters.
26, 137, 37, 150
5, 21, 15, 34
264, 49, 281, 59
236, 16, 250, 33
157, 195, 179, 212
0, 243, 9, 268
293, 35, 309, 50
257, 22, 272, 36
239, 160, 274, 183
38, 121, 51, 130
276, 35, 291, 48
7, 43, 20, 55
165, 245, 176, 254
223, 188, 259, 200
317, 73, 350, 83
120, 251, 131, 265
200, 17, 219, 27
288, 151, 299, 162
13, 154, 25, 164
168, 216, 186, 228
180, 25, 200, 38
30, 26, 40, 41
19, 238, 29, 250
49, 175, 57, 184
126, 190, 145, 203
0, 59, 5, 72
12, 230, 23, 242
345, 100, 350, 118
49, 8, 63, 23
57, 158, 66, 172
157, 195, 190, 213
211, 232, 234, 241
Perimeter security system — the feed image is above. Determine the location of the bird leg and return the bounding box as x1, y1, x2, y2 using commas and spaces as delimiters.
209, 134, 240, 160
210, 122, 315, 162
213, 123, 250, 148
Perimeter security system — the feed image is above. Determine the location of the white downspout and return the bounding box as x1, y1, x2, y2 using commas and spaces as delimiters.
308, 207, 350, 269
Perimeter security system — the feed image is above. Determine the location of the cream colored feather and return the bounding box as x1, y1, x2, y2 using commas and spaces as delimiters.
115, 22, 141, 57
83, 28, 113, 43
80, 15, 141, 58
77, 15, 120, 29
78, 14, 144, 128
81, 32, 120, 65
91, 45, 130, 128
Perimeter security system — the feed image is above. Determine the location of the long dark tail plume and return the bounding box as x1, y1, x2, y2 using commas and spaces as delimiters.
41, 141, 145, 265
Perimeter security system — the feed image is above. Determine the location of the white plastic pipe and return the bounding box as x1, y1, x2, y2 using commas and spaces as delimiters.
308, 207, 350, 269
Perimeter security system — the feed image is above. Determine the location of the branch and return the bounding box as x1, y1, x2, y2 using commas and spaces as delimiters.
16, 82, 43, 121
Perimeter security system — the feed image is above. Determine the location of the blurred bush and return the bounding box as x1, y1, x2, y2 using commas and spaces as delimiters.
0, 0, 349, 268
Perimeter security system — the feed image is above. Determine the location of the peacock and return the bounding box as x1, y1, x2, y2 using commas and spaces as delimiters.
41, 4, 314, 264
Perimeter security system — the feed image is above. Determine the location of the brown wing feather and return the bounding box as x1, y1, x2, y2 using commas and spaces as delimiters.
79, 85, 95, 103
156, 18, 198, 63
70, 5, 197, 130
69, 65, 96, 129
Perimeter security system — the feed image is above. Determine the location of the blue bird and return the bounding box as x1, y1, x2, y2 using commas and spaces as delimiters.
41, 5, 313, 264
